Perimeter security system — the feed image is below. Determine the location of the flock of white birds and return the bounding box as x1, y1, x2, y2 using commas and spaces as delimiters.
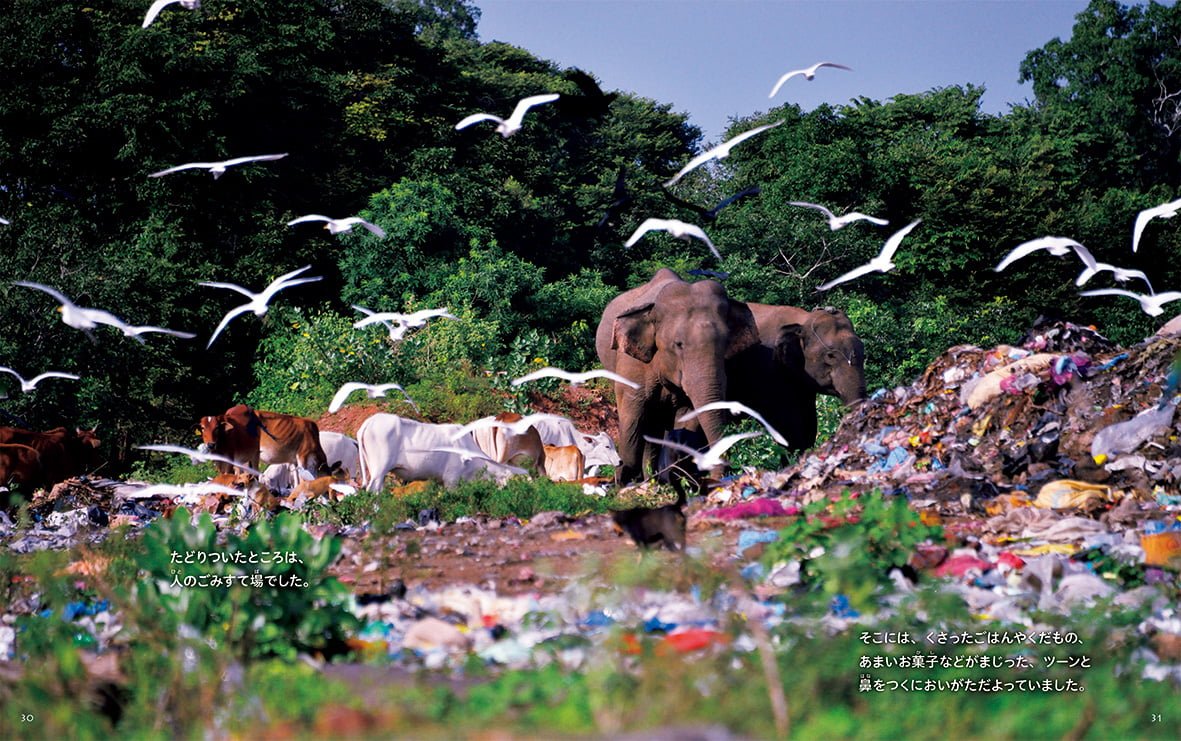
2, 2, 1180, 477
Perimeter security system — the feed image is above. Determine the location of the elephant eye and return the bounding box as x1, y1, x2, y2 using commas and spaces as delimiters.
825, 350, 839, 361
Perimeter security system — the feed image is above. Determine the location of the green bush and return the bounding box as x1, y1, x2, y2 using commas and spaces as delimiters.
126, 509, 358, 662
762, 489, 943, 611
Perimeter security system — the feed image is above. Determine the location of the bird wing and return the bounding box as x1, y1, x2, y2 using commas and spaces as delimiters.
510, 368, 562, 386
788, 201, 836, 220
718, 120, 783, 154
329, 383, 365, 413
127, 325, 197, 339
708, 186, 761, 219
1070, 241, 1097, 270
995, 238, 1056, 272
148, 162, 214, 177
706, 431, 762, 459
1075, 264, 1102, 287
286, 214, 332, 226
452, 418, 497, 439
624, 218, 667, 247
816, 263, 879, 292
814, 62, 853, 73
206, 304, 253, 348
221, 154, 288, 167
455, 113, 503, 130
353, 312, 407, 328
0, 367, 23, 385
27, 371, 80, 387
142, 0, 178, 28
506, 93, 561, 127
840, 212, 890, 227
138, 444, 262, 476
642, 435, 703, 464
13, 281, 73, 306
593, 370, 641, 389
664, 150, 718, 187
1152, 291, 1181, 304
357, 219, 386, 238
680, 223, 722, 260
198, 280, 256, 299
268, 265, 313, 286
879, 219, 921, 262
1079, 288, 1139, 300
262, 276, 321, 301
0, 217, 9, 225
768, 69, 806, 98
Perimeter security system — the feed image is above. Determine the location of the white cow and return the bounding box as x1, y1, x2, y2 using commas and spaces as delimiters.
357, 413, 528, 493
258, 431, 361, 494
529, 417, 620, 474
319, 431, 360, 479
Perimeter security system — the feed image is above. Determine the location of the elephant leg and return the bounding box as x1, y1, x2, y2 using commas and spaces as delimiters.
615, 385, 647, 485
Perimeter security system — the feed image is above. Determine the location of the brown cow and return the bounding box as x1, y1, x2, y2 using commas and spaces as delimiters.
471, 412, 546, 472
200, 405, 328, 476
542, 444, 584, 482
199, 404, 264, 474
0, 426, 101, 496
0, 443, 42, 508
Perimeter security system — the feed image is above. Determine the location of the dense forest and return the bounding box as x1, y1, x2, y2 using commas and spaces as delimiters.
1, 0, 1179, 471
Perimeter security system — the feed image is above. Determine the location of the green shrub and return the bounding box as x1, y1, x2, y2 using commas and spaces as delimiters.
762, 489, 943, 611
125, 509, 358, 662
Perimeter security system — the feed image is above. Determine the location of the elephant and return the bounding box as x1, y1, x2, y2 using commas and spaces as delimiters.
595, 268, 760, 484
726, 304, 867, 452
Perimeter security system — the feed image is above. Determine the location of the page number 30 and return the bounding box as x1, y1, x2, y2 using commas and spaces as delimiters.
21, 714, 35, 722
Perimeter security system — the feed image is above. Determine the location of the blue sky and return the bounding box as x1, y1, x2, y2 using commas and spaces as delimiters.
475, 0, 1091, 142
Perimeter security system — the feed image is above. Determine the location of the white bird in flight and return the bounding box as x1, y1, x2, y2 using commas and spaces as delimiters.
352, 306, 456, 338
123, 482, 245, 500
816, 219, 922, 292
455, 93, 560, 138
1074, 262, 1153, 292
1132, 196, 1181, 253
677, 401, 788, 447
787, 201, 889, 230
994, 236, 1095, 273
665, 121, 783, 187
768, 62, 852, 98
149, 154, 287, 180
199, 265, 322, 348
328, 382, 417, 413
643, 432, 762, 472
142, 0, 200, 29
0, 367, 80, 394
0, 216, 9, 225
625, 218, 721, 260
136, 444, 263, 476
451, 413, 570, 440
13, 281, 136, 340
287, 214, 386, 238
511, 367, 640, 390
1079, 288, 1181, 317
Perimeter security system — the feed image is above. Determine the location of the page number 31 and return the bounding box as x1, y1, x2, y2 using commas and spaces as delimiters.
1152, 714, 1163, 723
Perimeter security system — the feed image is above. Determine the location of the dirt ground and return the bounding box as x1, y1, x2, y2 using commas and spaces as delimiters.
329, 509, 769, 598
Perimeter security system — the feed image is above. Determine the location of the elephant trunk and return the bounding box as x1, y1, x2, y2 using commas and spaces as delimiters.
683, 369, 729, 469
834, 365, 867, 408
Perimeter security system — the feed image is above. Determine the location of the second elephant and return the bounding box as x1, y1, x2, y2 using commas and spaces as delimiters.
727, 304, 867, 451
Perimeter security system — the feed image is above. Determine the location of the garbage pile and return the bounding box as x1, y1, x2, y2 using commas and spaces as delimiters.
779, 321, 1181, 503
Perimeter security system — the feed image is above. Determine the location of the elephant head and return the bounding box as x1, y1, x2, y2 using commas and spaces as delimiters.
598, 270, 760, 482
774, 306, 866, 406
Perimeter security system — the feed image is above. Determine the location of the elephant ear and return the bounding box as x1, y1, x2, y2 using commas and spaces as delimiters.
612, 303, 657, 362
724, 301, 761, 359
774, 323, 806, 368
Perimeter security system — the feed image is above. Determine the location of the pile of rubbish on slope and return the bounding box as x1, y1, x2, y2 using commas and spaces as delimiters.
771, 320, 1181, 507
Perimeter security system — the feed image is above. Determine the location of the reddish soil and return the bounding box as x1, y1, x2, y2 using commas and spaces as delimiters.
331, 508, 767, 598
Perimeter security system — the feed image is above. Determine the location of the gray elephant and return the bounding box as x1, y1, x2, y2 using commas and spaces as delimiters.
726, 304, 867, 451
596, 268, 760, 484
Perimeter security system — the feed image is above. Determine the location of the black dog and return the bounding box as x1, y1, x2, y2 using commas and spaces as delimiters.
610, 498, 687, 552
